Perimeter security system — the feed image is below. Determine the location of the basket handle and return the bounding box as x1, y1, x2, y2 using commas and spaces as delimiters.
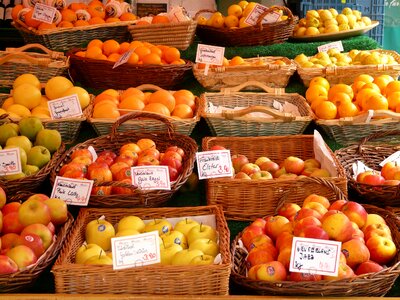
193, 9, 217, 20
220, 80, 285, 95
0, 52, 52, 66
135, 84, 164, 92
222, 105, 296, 121
338, 110, 400, 125
256, 5, 295, 29
5, 43, 64, 59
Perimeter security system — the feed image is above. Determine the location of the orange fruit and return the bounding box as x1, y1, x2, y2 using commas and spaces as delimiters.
328, 83, 354, 101
101, 89, 119, 98
360, 82, 381, 94
330, 92, 352, 107
58, 20, 74, 28
88, 16, 106, 24
315, 101, 337, 120
354, 74, 374, 84
305, 84, 328, 103
107, 52, 121, 62
134, 46, 151, 61
396, 103, 400, 113
384, 80, 400, 97
120, 87, 145, 101
94, 99, 119, 109
363, 93, 388, 110
119, 42, 130, 54
87, 1, 105, 18
373, 75, 394, 94
337, 101, 359, 118
93, 102, 120, 118
69, 2, 87, 11
97, 54, 108, 60
74, 20, 90, 26
61, 8, 77, 22
118, 96, 145, 115
85, 46, 103, 59
87, 39, 103, 49
387, 91, 400, 111
141, 53, 162, 65
128, 40, 143, 51
310, 96, 327, 112
24, 9, 42, 28
106, 17, 120, 23
173, 89, 196, 110
127, 52, 139, 64
163, 47, 180, 64
143, 102, 170, 116
151, 15, 170, 24
11, 4, 23, 20
172, 104, 194, 119
170, 59, 185, 65
356, 88, 380, 107
75, 50, 86, 57
147, 89, 175, 112
352, 80, 366, 96
143, 92, 152, 104
309, 76, 330, 91
136, 20, 150, 25
94, 93, 119, 106
38, 22, 56, 30
229, 56, 245, 66
120, 12, 137, 21
103, 39, 120, 56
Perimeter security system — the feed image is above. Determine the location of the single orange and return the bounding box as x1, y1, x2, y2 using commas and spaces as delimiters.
147, 89, 175, 112
101, 89, 119, 98
87, 1, 105, 18
141, 53, 162, 65
337, 101, 359, 118
384, 80, 400, 97
107, 52, 121, 62
330, 92, 352, 107
149, 46, 162, 57
97, 54, 108, 60
229, 56, 245, 66
103, 39, 120, 56
387, 91, 400, 111
119, 42, 130, 54
88, 16, 106, 24
94, 93, 119, 106
151, 15, 169, 24
170, 59, 186, 65
163, 47, 180, 64
360, 82, 381, 94
87, 39, 103, 49
134, 46, 151, 60
143, 102, 170, 116
120, 87, 145, 101
363, 93, 388, 110
38, 22, 56, 30
105, 17, 120, 23
94, 99, 119, 109
172, 104, 194, 119
305, 84, 328, 103
355, 88, 380, 107
173, 89, 196, 110
310, 96, 327, 112
373, 75, 394, 94
93, 102, 120, 118
315, 101, 337, 120
309, 76, 330, 91
354, 74, 374, 84
74, 50, 86, 57
118, 96, 145, 115
58, 20, 74, 28
24, 9, 42, 28
126, 52, 139, 64
128, 40, 143, 51
328, 83, 354, 101
69, 2, 87, 11
351, 80, 366, 96
120, 12, 137, 21
85, 46, 102, 59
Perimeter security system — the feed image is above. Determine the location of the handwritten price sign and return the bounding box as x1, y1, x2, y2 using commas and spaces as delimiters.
196, 150, 233, 179
32, 3, 57, 24
289, 237, 341, 276
244, 3, 280, 26
48, 94, 83, 119
50, 176, 93, 206
195, 44, 225, 66
131, 166, 170, 190
317, 41, 344, 53
111, 231, 160, 270
113, 49, 133, 69
0, 148, 22, 175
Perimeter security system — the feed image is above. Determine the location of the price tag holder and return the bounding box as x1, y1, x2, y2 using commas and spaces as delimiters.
317, 41, 344, 53
352, 160, 374, 179
32, 3, 57, 24
195, 44, 225, 76
111, 230, 160, 270
196, 150, 233, 179
131, 165, 171, 190
48, 94, 83, 119
50, 176, 93, 206
113, 50, 133, 69
244, 4, 280, 26
289, 237, 341, 276
0, 148, 22, 175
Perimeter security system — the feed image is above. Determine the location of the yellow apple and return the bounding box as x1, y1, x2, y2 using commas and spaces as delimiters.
85, 219, 115, 251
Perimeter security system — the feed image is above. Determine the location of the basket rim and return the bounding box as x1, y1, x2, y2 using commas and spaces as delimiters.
128, 19, 197, 30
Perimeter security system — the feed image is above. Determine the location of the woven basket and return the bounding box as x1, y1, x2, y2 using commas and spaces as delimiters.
50, 111, 198, 208
201, 81, 314, 136
0, 43, 69, 88
67, 48, 193, 90
296, 49, 400, 87
88, 84, 203, 136
12, 19, 134, 53
335, 130, 400, 207
52, 205, 230, 295
194, 6, 297, 47
202, 135, 347, 221
0, 192, 73, 293
128, 20, 197, 50
193, 56, 296, 91
230, 177, 400, 297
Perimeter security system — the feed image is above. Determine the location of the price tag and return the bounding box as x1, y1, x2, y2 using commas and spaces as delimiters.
48, 94, 83, 119
317, 41, 344, 53
32, 3, 57, 24
131, 165, 171, 190
380, 151, 400, 167
196, 150, 233, 179
111, 230, 160, 270
289, 237, 341, 276
113, 50, 133, 69
88, 146, 98, 162
195, 44, 225, 66
50, 176, 93, 206
352, 160, 374, 179
313, 130, 338, 177
0, 148, 22, 175
244, 4, 280, 26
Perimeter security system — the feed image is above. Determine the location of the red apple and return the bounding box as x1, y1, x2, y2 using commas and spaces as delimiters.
277, 246, 292, 269
91, 186, 112, 196
366, 235, 397, 265
283, 156, 305, 175
0, 187, 5, 210
298, 225, 329, 240
137, 155, 160, 166
294, 207, 323, 221
362, 214, 387, 231
256, 261, 287, 281
110, 162, 130, 179
2, 202, 21, 216
277, 202, 301, 221
289, 271, 322, 281
231, 154, 249, 174
71, 156, 92, 166
161, 156, 182, 173
47, 222, 56, 235
114, 166, 132, 181
234, 172, 251, 180
362, 174, 386, 185
250, 170, 273, 180
21, 223, 54, 250
250, 218, 267, 229
26, 193, 49, 202
273, 167, 287, 178
241, 225, 265, 249
6, 245, 37, 270
59, 162, 87, 177
87, 161, 108, 173
165, 145, 185, 158
254, 156, 270, 167
341, 201, 368, 229
355, 260, 384, 275
140, 148, 161, 160
1, 233, 22, 251
18, 198, 51, 227
341, 238, 370, 268
87, 163, 113, 182
70, 149, 93, 161
323, 262, 355, 280
248, 264, 261, 280
112, 178, 135, 195
364, 223, 393, 241
303, 194, 330, 209
0, 255, 18, 274
20, 232, 45, 257
114, 154, 137, 167
97, 150, 117, 160
259, 160, 279, 173
44, 198, 68, 225
310, 168, 331, 177
240, 163, 261, 176
303, 201, 328, 217
329, 199, 348, 211
95, 154, 115, 167
2, 212, 24, 234
61, 169, 86, 179
247, 234, 274, 251
293, 216, 322, 236
264, 215, 290, 241
275, 232, 293, 252
119, 143, 141, 155
321, 211, 354, 242
167, 165, 179, 182
246, 247, 276, 269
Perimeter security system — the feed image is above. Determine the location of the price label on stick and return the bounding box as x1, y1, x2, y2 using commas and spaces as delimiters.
196, 150, 233, 179
244, 3, 280, 26
131, 165, 171, 190
317, 41, 344, 53
32, 3, 57, 24
51, 176, 93, 206
113, 50, 133, 69
0, 148, 22, 175
195, 44, 225, 76
48, 94, 83, 119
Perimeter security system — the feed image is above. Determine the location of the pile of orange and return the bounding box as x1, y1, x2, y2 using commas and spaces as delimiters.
197, 55, 286, 69
92, 87, 196, 120
305, 75, 400, 120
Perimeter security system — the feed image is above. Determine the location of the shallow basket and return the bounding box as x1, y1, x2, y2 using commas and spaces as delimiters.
0, 192, 73, 293
88, 84, 203, 136
128, 20, 197, 50
0, 43, 69, 88
202, 135, 347, 221
193, 56, 296, 91
12, 20, 134, 52
52, 205, 230, 295
296, 49, 400, 87
230, 177, 400, 297
201, 81, 314, 137
50, 111, 198, 208
335, 130, 400, 207
194, 6, 298, 47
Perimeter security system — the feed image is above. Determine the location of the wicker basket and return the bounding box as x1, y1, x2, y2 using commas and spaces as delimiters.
88, 84, 203, 136
50, 111, 198, 208
52, 205, 230, 295
230, 177, 400, 297
193, 56, 296, 91
296, 49, 400, 87
201, 81, 314, 136
202, 135, 347, 221
335, 130, 400, 207
0, 192, 73, 293
0, 43, 69, 88
67, 48, 193, 90
194, 6, 298, 47
12, 19, 134, 52
128, 20, 197, 50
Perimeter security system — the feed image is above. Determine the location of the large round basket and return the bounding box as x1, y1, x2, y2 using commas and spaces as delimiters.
50, 111, 198, 208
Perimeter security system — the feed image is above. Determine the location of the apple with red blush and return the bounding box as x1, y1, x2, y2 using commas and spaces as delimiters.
110, 162, 130, 179
250, 170, 273, 180
366, 235, 397, 265
20, 232, 45, 257
0, 255, 18, 274
264, 215, 290, 241
210, 145, 226, 150
294, 207, 323, 221
303, 194, 330, 209
293, 216, 322, 236
341, 238, 370, 268
363, 223, 393, 241
87, 163, 112, 182
112, 178, 135, 195
71, 156, 92, 166
231, 154, 249, 174
321, 210, 354, 242
1, 202, 21, 216
341, 201, 368, 229
355, 260, 384, 275
114, 166, 132, 181
275, 231, 293, 252
137, 155, 160, 166
2, 212, 24, 234
303, 158, 321, 170
1, 233, 22, 251
234, 172, 251, 180
302, 201, 328, 217
329, 199, 348, 211
247, 234, 273, 251
240, 225, 264, 250
165, 145, 185, 158
289, 271, 322, 281
114, 153, 138, 167
254, 156, 270, 167
160, 156, 182, 173
250, 218, 267, 229
256, 261, 287, 282
70, 149, 93, 161
246, 247, 276, 268
283, 156, 305, 175
277, 202, 301, 221
259, 160, 279, 174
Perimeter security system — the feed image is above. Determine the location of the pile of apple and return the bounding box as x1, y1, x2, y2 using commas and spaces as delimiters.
76, 215, 219, 266
240, 194, 397, 282
0, 116, 62, 180
59, 139, 186, 195
0, 188, 69, 274
356, 161, 400, 186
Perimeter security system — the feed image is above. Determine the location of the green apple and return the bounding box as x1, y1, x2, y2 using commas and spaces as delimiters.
173, 218, 200, 237
23, 164, 40, 175
144, 219, 172, 235
189, 254, 215, 265
27, 146, 51, 169
115, 229, 141, 237
1, 172, 26, 180
85, 219, 115, 251
116, 215, 145, 233
188, 238, 219, 257
75, 243, 105, 264
160, 230, 188, 249
35, 129, 62, 153
160, 244, 183, 265
187, 224, 218, 245
170, 249, 204, 266
84, 252, 113, 265
6, 135, 32, 155
0, 123, 18, 146
18, 117, 44, 141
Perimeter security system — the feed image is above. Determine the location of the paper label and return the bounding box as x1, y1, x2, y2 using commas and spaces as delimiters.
88, 146, 98, 162
196, 150, 233, 179
113, 50, 133, 69
289, 237, 341, 276
0, 148, 22, 175
32, 3, 56, 24
131, 166, 171, 190
317, 41, 344, 53
365, 110, 374, 123
195, 44, 225, 66
272, 100, 283, 111
48, 95, 83, 119
352, 160, 375, 179
380, 151, 400, 167
50, 176, 93, 206
244, 4, 280, 26
313, 130, 338, 177
111, 231, 160, 270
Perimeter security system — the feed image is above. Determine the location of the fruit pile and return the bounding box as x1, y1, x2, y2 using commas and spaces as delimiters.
76, 215, 219, 266
305, 74, 400, 120
196, 55, 287, 70
0, 116, 62, 180
92, 87, 196, 119
356, 161, 400, 186
293, 7, 373, 37
12, 0, 137, 30
133, 7, 191, 26
0, 189, 69, 274
0, 74, 90, 120
59, 139, 186, 195
240, 194, 397, 281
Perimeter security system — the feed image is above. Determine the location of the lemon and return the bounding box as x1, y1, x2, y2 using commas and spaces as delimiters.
31, 106, 51, 118
13, 73, 41, 90
45, 76, 74, 100
7, 104, 31, 118
61, 86, 91, 109
2, 97, 14, 110
13, 83, 42, 110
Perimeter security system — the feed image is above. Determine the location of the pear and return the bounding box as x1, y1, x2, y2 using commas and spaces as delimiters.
19, 117, 44, 141
0, 123, 18, 146
35, 129, 62, 153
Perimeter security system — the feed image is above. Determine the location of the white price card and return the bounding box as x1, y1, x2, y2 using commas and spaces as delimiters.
131, 165, 171, 190
244, 3, 280, 26
195, 44, 225, 66
111, 230, 160, 270
0, 148, 22, 175
313, 130, 338, 177
113, 50, 133, 69
87, 146, 98, 162
32, 3, 57, 24
51, 176, 93, 206
290, 237, 342, 276
317, 41, 344, 53
48, 94, 83, 119
196, 150, 233, 179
